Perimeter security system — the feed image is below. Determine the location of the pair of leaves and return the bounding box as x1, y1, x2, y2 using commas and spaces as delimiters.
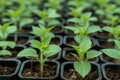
31, 25, 54, 38
17, 45, 61, 59
0, 41, 16, 50
0, 22, 17, 40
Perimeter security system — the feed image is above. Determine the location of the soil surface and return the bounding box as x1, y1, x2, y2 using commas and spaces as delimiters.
105, 66, 120, 80
52, 27, 63, 33
0, 65, 15, 75
22, 64, 56, 79
97, 32, 112, 38
8, 37, 28, 44
51, 38, 60, 45
99, 41, 114, 48
64, 65, 99, 80
102, 54, 119, 63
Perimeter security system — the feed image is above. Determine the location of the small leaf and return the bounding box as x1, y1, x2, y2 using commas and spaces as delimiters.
48, 8, 61, 18
17, 48, 38, 58
87, 25, 101, 34
0, 50, 12, 56
101, 49, 120, 60
86, 50, 102, 59
74, 61, 91, 78
43, 44, 61, 57
65, 26, 78, 33
102, 26, 113, 34
7, 26, 17, 33
79, 37, 92, 53
114, 40, 120, 50
31, 26, 42, 37
29, 40, 41, 49
0, 41, 16, 49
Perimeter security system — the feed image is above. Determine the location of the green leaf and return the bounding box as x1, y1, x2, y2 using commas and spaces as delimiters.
48, 8, 61, 18
102, 49, 120, 60
31, 26, 42, 37
114, 40, 120, 50
29, 40, 41, 49
7, 26, 17, 33
43, 44, 61, 57
0, 50, 12, 56
0, 41, 16, 49
102, 26, 113, 34
65, 26, 78, 33
86, 50, 102, 59
87, 25, 101, 34
79, 37, 92, 53
74, 61, 91, 78
17, 48, 38, 58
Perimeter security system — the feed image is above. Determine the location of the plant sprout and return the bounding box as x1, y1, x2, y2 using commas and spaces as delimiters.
34, 8, 61, 27
65, 23, 101, 43
0, 41, 16, 57
0, 22, 16, 41
68, 37, 102, 78
101, 40, 120, 62
17, 25, 61, 76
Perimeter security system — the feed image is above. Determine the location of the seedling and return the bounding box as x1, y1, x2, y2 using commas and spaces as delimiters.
101, 40, 120, 62
67, 12, 97, 25
0, 22, 16, 41
68, 37, 102, 78
34, 8, 61, 27
102, 25, 120, 40
0, 41, 16, 57
65, 23, 101, 43
17, 25, 61, 76
44, 0, 64, 11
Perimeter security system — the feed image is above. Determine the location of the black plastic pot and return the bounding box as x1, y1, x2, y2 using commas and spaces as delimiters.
97, 39, 114, 49
8, 33, 32, 47
62, 48, 99, 63
0, 59, 21, 80
99, 54, 119, 63
61, 62, 102, 80
32, 35, 63, 46
18, 60, 60, 80
63, 35, 99, 49
0, 45, 26, 61
101, 63, 120, 80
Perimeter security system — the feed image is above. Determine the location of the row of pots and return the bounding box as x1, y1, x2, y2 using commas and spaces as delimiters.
1, 59, 119, 80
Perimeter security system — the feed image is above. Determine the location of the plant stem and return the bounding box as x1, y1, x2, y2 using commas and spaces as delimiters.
14, 21, 18, 42
40, 53, 44, 76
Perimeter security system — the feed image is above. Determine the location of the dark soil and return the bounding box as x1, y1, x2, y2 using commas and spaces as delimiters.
102, 54, 119, 63
64, 64, 99, 80
22, 64, 56, 78
0, 65, 15, 75
52, 27, 63, 33
51, 38, 60, 45
105, 66, 120, 80
99, 41, 114, 48
8, 37, 28, 44
66, 29, 74, 35
66, 38, 78, 45
97, 32, 112, 39
19, 28, 31, 33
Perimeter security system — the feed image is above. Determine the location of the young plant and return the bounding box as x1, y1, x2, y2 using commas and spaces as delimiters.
101, 40, 120, 62
65, 23, 101, 43
17, 25, 61, 76
102, 25, 120, 40
68, 37, 102, 78
67, 12, 97, 25
0, 22, 16, 41
44, 0, 64, 11
34, 8, 61, 27
4, 8, 24, 42
0, 41, 16, 57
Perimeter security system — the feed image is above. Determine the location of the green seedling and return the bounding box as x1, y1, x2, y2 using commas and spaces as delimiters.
44, 0, 64, 11
0, 22, 16, 41
65, 23, 101, 43
67, 12, 97, 25
0, 41, 16, 56
102, 25, 120, 40
34, 8, 61, 26
68, 37, 102, 78
17, 25, 61, 76
101, 40, 120, 62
